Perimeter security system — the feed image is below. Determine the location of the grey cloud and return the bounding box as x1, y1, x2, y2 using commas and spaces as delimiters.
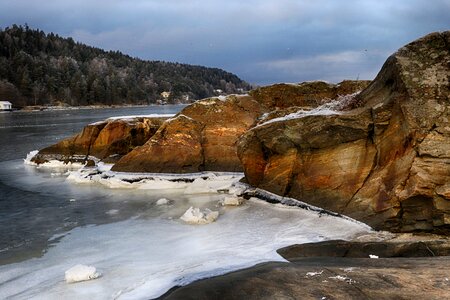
0, 0, 449, 84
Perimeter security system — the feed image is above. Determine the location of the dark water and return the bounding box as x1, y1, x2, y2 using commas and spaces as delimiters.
0, 106, 184, 264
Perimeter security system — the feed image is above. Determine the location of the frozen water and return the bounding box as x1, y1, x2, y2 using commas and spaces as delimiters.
156, 198, 170, 205
0, 151, 372, 299
0, 194, 371, 299
220, 196, 244, 206
180, 207, 219, 224
65, 264, 101, 283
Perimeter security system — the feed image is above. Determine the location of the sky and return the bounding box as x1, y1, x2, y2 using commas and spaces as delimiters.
0, 0, 449, 85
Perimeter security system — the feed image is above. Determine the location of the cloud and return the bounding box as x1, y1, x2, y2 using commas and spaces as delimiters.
0, 0, 449, 84
256, 50, 389, 84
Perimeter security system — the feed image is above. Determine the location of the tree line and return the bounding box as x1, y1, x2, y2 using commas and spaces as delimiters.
0, 24, 251, 107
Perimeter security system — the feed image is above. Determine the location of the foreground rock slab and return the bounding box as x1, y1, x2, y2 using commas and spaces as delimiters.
159, 257, 450, 300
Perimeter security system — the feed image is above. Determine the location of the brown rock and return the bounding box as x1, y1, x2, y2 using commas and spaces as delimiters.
112, 95, 263, 173
159, 257, 450, 300
32, 116, 166, 164
249, 80, 370, 110
111, 115, 204, 173
238, 31, 450, 232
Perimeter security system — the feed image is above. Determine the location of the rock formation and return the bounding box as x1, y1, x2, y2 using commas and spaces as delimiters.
237, 31, 450, 232
32, 116, 167, 164
112, 81, 368, 173
32, 80, 367, 172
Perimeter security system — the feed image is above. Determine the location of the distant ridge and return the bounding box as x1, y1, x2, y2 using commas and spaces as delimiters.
0, 24, 251, 107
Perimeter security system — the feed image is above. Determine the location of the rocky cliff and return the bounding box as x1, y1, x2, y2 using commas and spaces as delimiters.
237, 31, 450, 232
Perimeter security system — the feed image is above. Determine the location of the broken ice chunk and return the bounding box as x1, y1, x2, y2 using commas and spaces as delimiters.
180, 207, 219, 224
65, 264, 101, 283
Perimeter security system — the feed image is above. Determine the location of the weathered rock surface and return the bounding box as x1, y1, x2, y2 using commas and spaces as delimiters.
112, 81, 368, 173
249, 80, 370, 110
238, 31, 450, 232
159, 257, 450, 300
32, 116, 167, 164
112, 95, 263, 172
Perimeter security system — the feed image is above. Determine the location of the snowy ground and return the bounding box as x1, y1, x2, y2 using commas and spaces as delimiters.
0, 156, 372, 299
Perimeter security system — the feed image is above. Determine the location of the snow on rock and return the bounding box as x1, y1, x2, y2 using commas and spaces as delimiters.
220, 196, 244, 206
369, 254, 379, 259
23, 150, 39, 165
306, 270, 323, 277
65, 264, 101, 283
24, 150, 85, 170
156, 198, 170, 205
180, 207, 219, 224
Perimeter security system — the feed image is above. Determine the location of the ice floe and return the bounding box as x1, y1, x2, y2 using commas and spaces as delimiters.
156, 198, 170, 205
220, 196, 244, 206
180, 207, 219, 224
65, 264, 101, 283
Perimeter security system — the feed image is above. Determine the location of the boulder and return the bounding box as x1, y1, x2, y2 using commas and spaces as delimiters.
112, 95, 263, 172
237, 31, 450, 232
32, 116, 167, 164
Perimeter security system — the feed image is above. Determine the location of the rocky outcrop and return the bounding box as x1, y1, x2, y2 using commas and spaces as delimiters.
31, 80, 368, 172
111, 95, 263, 172
111, 81, 369, 173
32, 116, 167, 164
249, 80, 370, 110
237, 31, 450, 232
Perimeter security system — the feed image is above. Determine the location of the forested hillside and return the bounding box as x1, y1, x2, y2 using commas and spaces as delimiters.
0, 25, 251, 107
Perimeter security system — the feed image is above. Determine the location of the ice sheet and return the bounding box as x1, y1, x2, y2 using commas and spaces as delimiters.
2, 153, 373, 299
0, 195, 371, 299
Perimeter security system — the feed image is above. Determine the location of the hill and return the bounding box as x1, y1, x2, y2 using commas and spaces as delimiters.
0, 24, 251, 107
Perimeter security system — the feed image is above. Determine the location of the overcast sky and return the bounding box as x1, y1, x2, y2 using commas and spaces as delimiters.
0, 0, 448, 85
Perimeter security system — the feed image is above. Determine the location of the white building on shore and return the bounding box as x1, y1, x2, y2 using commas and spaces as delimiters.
0, 101, 12, 111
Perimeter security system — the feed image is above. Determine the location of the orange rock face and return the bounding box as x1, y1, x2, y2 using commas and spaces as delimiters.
112, 95, 263, 172
111, 81, 369, 173
32, 116, 167, 164
238, 31, 450, 232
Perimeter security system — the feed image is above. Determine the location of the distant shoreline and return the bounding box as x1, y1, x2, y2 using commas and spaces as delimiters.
13, 103, 188, 112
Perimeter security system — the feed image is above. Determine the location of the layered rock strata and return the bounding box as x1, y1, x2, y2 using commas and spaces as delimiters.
237, 31, 450, 232
32, 116, 167, 164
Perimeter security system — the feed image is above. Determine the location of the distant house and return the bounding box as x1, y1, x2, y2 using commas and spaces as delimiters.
0, 101, 12, 111
160, 91, 171, 99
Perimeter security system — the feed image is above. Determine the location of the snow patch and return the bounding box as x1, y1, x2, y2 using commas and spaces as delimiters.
23, 150, 86, 170
156, 198, 170, 205
180, 207, 219, 224
220, 196, 244, 206
255, 91, 362, 128
65, 264, 101, 283
89, 114, 175, 125
369, 254, 379, 259
328, 275, 356, 284
306, 270, 323, 277
23, 150, 39, 165
67, 166, 243, 192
